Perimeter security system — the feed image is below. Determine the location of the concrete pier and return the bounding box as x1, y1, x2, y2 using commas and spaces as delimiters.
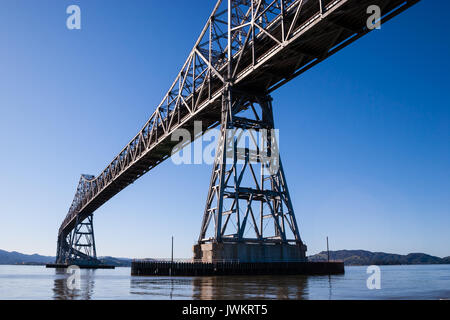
131, 260, 344, 276
132, 242, 344, 276
193, 242, 308, 263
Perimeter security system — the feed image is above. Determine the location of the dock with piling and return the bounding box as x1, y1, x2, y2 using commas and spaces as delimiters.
131, 260, 344, 276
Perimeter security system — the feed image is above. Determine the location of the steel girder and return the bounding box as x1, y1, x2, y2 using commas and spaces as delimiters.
55, 0, 420, 261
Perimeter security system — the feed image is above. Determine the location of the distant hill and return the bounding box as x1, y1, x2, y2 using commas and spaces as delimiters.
308, 250, 450, 266
98, 256, 132, 267
0, 249, 54, 265
0, 249, 132, 267
2, 248, 448, 267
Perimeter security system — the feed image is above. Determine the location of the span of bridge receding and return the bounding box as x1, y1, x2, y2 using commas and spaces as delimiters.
53, 0, 419, 266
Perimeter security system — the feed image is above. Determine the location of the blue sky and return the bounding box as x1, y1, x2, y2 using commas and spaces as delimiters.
0, 1, 448, 259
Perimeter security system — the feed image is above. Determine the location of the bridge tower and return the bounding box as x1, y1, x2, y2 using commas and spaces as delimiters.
56, 214, 101, 266
194, 88, 307, 262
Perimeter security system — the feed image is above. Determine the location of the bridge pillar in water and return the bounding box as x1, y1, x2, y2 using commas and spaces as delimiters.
56, 214, 102, 266
195, 89, 307, 262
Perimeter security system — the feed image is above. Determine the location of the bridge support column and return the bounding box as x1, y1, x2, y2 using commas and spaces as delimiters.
195, 89, 307, 262
56, 214, 102, 266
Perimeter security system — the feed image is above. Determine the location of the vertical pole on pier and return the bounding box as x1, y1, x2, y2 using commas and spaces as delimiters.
170, 236, 174, 276
327, 236, 330, 262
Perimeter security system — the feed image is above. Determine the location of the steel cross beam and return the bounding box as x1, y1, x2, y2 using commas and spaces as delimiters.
55, 0, 420, 264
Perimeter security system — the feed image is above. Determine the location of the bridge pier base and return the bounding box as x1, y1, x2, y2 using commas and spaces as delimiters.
193, 242, 307, 263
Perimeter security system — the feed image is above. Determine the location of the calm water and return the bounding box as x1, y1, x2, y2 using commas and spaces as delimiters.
0, 264, 449, 300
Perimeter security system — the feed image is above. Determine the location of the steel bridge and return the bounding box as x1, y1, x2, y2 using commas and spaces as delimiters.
55, 0, 419, 265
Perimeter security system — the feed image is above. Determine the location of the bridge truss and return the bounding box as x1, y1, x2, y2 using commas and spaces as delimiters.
55, 0, 419, 265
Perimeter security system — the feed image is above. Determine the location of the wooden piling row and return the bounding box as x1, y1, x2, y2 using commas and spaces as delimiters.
131, 260, 344, 276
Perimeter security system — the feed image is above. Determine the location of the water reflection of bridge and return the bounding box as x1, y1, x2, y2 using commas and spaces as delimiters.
50, 269, 343, 299
129, 275, 310, 299
52, 269, 95, 300
191, 276, 309, 300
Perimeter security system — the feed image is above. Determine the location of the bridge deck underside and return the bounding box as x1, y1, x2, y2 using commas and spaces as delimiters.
59, 0, 418, 237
